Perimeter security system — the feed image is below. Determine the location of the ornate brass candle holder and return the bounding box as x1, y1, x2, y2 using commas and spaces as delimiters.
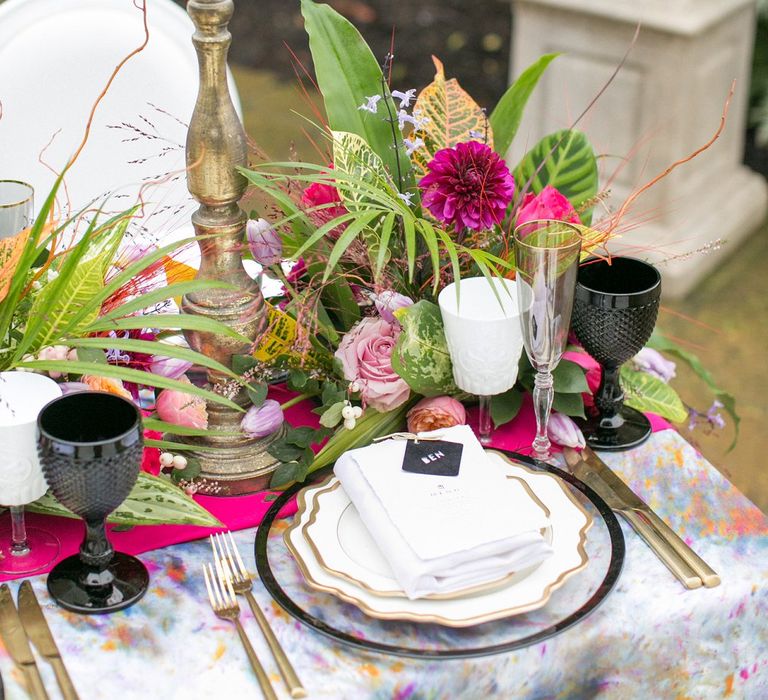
181, 0, 282, 495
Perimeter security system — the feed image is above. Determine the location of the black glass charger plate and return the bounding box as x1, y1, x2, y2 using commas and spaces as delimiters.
255, 449, 625, 660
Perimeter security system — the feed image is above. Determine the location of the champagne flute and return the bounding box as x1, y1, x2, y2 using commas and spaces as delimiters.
513, 219, 582, 461
438, 276, 526, 445
0, 180, 34, 301
0, 372, 63, 575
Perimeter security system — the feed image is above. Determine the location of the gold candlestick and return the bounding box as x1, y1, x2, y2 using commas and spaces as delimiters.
181, 0, 282, 495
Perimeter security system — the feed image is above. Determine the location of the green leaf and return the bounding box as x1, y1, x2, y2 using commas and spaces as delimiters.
270, 461, 310, 489
247, 382, 268, 407
391, 300, 456, 396
491, 389, 524, 428
551, 391, 586, 418
268, 441, 306, 463
75, 347, 107, 365
232, 354, 260, 375
490, 53, 559, 158
552, 359, 589, 394
284, 426, 327, 448
621, 366, 688, 423
646, 332, 739, 448
310, 400, 414, 473
332, 130, 395, 210
320, 400, 345, 428
84, 313, 249, 344
301, 0, 413, 190
514, 129, 598, 219
28, 472, 222, 527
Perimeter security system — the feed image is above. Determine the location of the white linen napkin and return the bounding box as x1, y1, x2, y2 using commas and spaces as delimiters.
333, 424, 553, 599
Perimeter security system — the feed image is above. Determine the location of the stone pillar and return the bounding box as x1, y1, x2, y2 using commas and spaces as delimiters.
509, 0, 767, 298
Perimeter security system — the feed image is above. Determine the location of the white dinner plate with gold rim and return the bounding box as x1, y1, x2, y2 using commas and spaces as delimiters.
284, 451, 593, 627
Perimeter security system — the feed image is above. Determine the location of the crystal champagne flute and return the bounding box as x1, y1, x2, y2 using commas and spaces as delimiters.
513, 219, 582, 461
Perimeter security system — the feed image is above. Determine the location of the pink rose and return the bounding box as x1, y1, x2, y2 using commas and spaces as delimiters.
301, 167, 348, 238
335, 318, 410, 412
516, 185, 580, 228
407, 396, 466, 433
156, 376, 208, 429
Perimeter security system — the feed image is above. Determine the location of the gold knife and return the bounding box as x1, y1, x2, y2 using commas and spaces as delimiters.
0, 584, 49, 700
18, 581, 80, 700
564, 447, 721, 589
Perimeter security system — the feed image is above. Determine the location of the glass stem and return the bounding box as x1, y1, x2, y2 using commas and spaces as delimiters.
532, 370, 554, 460
10, 505, 29, 557
478, 395, 492, 445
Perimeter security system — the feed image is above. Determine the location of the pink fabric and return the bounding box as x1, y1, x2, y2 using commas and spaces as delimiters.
0, 383, 673, 582
468, 393, 672, 455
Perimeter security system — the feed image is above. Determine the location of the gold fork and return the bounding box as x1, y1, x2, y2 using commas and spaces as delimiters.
203, 561, 278, 700
211, 532, 307, 698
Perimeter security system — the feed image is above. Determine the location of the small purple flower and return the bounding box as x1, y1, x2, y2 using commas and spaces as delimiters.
391, 89, 416, 109
241, 399, 284, 438
358, 95, 382, 114
246, 218, 282, 266
547, 412, 586, 449
58, 382, 91, 395
633, 348, 676, 383
706, 400, 726, 430
150, 356, 193, 380
372, 290, 414, 324
418, 141, 515, 232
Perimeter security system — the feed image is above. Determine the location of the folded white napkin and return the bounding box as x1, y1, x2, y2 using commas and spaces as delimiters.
334, 425, 553, 599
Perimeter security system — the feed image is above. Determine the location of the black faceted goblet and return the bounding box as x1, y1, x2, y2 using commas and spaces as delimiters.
38, 392, 149, 614
571, 257, 661, 451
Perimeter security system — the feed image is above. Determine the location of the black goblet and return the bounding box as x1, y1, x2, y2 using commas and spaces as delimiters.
571, 257, 661, 451
38, 392, 149, 614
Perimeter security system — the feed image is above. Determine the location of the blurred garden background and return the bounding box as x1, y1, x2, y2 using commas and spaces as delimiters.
179, 0, 768, 511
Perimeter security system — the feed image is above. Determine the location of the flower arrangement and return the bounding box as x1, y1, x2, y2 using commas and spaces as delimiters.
0, 176, 257, 526
233, 0, 737, 486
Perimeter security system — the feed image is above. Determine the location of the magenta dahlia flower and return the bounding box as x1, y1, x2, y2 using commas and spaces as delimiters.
418, 141, 515, 232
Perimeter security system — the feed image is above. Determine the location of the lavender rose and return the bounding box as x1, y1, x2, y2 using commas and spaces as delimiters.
335, 318, 410, 412
372, 290, 414, 324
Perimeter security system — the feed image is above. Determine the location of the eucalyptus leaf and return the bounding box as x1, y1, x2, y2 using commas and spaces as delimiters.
270, 461, 310, 489
320, 400, 345, 428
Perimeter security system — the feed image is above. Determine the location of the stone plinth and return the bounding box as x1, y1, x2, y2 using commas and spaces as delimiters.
509, 0, 767, 298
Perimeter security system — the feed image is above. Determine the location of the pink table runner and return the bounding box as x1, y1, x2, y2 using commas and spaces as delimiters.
0, 378, 671, 583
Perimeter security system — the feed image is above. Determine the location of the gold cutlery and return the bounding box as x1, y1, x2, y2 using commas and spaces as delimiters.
203, 561, 278, 700
210, 532, 306, 699
563, 447, 721, 590
0, 584, 49, 700
18, 581, 80, 700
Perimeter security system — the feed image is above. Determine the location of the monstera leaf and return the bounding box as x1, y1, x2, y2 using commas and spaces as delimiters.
391, 300, 457, 396
621, 366, 688, 423
514, 129, 598, 218
411, 57, 493, 180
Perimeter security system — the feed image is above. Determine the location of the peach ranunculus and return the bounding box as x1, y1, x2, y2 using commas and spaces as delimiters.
81, 375, 132, 400
407, 396, 467, 433
334, 318, 410, 412
156, 376, 208, 429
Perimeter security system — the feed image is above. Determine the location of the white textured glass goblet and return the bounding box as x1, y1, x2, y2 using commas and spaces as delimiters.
513, 220, 582, 461
0, 371, 62, 574
438, 276, 526, 445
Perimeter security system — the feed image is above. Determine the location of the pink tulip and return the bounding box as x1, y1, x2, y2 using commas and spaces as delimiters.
372, 290, 414, 325
150, 355, 193, 380
407, 396, 467, 433
633, 348, 676, 383
241, 400, 283, 438
156, 376, 208, 429
547, 412, 585, 449
58, 382, 91, 395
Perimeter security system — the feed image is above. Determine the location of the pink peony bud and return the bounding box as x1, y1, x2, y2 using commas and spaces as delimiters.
246, 218, 282, 266
241, 399, 283, 438
516, 185, 580, 228
633, 348, 676, 383
150, 355, 193, 380
156, 376, 208, 429
547, 412, 586, 449
407, 396, 467, 433
372, 290, 414, 325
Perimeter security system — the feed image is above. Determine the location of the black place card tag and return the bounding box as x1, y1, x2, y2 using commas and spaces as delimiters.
401, 440, 463, 477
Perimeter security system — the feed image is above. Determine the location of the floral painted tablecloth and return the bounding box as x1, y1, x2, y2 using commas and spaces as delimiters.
1, 430, 766, 700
